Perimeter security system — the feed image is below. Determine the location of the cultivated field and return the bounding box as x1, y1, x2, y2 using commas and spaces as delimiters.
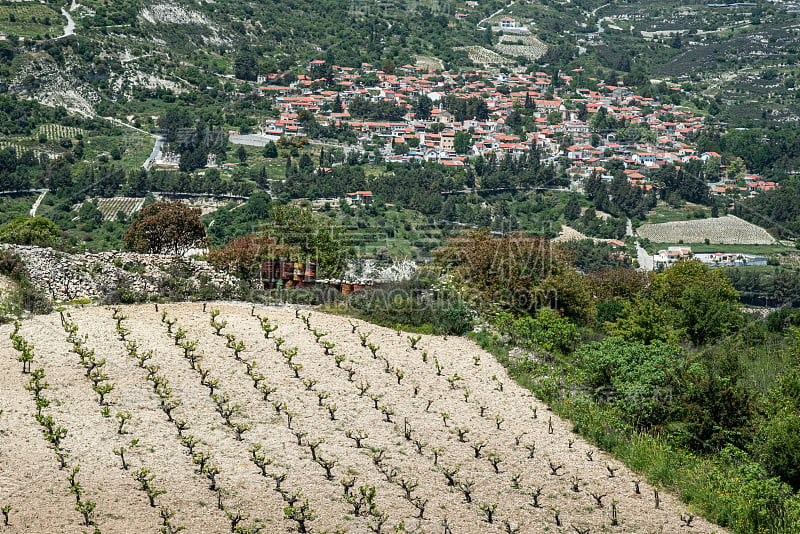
494, 35, 548, 61
34, 124, 86, 142
93, 197, 145, 221
0, 303, 724, 533
0, 142, 49, 161
454, 46, 510, 67
636, 215, 775, 245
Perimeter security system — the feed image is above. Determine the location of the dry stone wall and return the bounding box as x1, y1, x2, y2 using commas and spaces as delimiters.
1, 244, 240, 302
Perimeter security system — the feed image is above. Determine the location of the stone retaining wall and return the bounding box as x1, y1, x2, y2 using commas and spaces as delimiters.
2, 244, 240, 302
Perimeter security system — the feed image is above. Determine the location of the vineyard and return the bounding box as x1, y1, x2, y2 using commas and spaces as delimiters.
0, 303, 723, 533
494, 35, 548, 62
454, 46, 510, 67
0, 4, 61, 37
34, 124, 87, 142
0, 142, 49, 161
636, 215, 776, 245
93, 197, 145, 221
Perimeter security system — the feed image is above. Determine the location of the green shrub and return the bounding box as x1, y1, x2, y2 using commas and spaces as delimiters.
348, 279, 473, 335
494, 308, 580, 355
0, 216, 61, 248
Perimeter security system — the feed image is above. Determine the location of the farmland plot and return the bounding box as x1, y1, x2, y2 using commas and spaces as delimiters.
636, 215, 775, 245
495, 35, 548, 61
93, 197, 145, 221
0, 303, 725, 533
0, 142, 50, 161
34, 124, 86, 142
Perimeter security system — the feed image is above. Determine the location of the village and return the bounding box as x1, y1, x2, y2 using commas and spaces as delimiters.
246, 56, 777, 198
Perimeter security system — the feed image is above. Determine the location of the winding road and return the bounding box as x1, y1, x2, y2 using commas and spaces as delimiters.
628, 218, 654, 270
477, 1, 515, 30
29, 190, 49, 217
143, 136, 165, 170
57, 5, 75, 39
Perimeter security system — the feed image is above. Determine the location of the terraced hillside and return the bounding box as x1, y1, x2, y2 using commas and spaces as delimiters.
0, 303, 724, 533
636, 215, 775, 245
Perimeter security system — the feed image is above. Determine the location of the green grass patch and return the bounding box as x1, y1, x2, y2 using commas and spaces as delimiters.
0, 194, 37, 225
646, 202, 710, 224
0, 5, 61, 37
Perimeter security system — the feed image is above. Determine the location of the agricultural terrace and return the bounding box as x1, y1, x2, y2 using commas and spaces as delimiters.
454, 46, 510, 67
0, 4, 61, 38
495, 35, 548, 61
0, 303, 721, 533
636, 215, 775, 245
92, 197, 145, 221
34, 124, 86, 142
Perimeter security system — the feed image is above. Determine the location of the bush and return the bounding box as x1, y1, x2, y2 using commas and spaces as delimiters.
0, 249, 52, 318
574, 337, 682, 428
348, 278, 473, 335
494, 308, 580, 356
0, 249, 25, 279
0, 217, 61, 248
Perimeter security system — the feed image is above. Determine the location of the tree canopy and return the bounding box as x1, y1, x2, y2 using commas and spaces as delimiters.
123, 201, 207, 255
434, 229, 579, 316
259, 204, 349, 277
0, 216, 61, 248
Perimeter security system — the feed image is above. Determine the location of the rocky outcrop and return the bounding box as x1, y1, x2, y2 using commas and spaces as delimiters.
2, 244, 240, 302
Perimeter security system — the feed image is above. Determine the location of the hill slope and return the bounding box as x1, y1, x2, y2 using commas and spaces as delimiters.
1, 303, 723, 533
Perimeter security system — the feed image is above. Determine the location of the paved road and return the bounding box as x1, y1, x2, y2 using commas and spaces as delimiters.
104, 116, 151, 136
636, 242, 654, 271
143, 136, 165, 170
58, 7, 75, 39
29, 190, 49, 217
628, 218, 654, 270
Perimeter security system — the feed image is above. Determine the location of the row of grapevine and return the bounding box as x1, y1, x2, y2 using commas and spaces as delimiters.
495, 35, 548, 61
35, 124, 86, 142
93, 197, 145, 220
454, 46, 511, 66
0, 303, 720, 533
8, 321, 101, 531
636, 214, 775, 244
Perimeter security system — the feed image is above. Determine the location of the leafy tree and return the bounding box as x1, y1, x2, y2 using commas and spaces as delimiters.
564, 193, 580, 221
453, 131, 471, 154
415, 95, 433, 121
260, 205, 349, 277
750, 350, 800, 486
79, 201, 103, 226
0, 217, 61, 248
680, 283, 743, 345
618, 261, 742, 346
608, 298, 680, 345
263, 141, 278, 158
381, 59, 396, 74
123, 201, 206, 255
158, 109, 193, 144
234, 53, 258, 81
434, 229, 571, 315
208, 234, 297, 282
